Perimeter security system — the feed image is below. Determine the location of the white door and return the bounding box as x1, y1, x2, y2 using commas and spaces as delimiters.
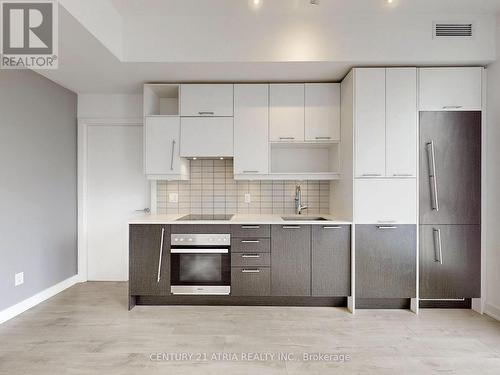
180, 84, 234, 116
305, 83, 340, 141
355, 68, 386, 178
86, 124, 148, 281
269, 84, 305, 141
234, 84, 269, 176
386, 68, 417, 177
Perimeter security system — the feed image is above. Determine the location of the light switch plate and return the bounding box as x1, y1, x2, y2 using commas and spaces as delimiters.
15, 272, 24, 287
168, 193, 179, 203
244, 193, 251, 204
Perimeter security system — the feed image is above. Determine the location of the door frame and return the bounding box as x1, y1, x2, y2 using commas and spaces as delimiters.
78, 117, 143, 282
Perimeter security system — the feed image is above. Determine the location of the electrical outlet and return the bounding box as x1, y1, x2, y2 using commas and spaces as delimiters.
168, 193, 179, 203
15, 272, 24, 287
244, 193, 251, 204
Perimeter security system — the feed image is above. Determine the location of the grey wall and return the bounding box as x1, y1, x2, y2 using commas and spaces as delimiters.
0, 70, 77, 311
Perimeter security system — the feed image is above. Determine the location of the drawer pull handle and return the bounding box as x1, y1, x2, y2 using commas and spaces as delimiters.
442, 106, 463, 109
242, 254, 261, 258
279, 137, 295, 140
377, 226, 398, 229
241, 225, 260, 229
323, 226, 341, 229
282, 226, 300, 229
198, 111, 215, 115
241, 240, 260, 243
242, 269, 260, 273
242, 170, 259, 174
315, 136, 331, 140
362, 173, 382, 177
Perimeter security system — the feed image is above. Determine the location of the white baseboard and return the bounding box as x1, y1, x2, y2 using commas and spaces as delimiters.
484, 303, 500, 322
0, 275, 80, 324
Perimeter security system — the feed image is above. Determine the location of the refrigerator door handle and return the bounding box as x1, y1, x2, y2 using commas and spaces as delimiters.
432, 228, 443, 265
426, 141, 439, 211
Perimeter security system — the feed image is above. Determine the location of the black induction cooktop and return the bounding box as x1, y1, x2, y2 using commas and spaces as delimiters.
176, 214, 234, 221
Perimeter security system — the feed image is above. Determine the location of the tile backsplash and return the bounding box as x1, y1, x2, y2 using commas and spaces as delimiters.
157, 159, 331, 215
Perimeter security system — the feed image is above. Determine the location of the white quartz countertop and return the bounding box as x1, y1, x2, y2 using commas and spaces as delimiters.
128, 214, 352, 225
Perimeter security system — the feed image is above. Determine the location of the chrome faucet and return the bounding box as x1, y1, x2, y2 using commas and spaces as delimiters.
295, 184, 308, 215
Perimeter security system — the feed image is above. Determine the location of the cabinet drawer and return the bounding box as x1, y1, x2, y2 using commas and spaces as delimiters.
171, 225, 230, 234
231, 224, 270, 238
232, 238, 270, 253
231, 267, 270, 296
231, 252, 271, 267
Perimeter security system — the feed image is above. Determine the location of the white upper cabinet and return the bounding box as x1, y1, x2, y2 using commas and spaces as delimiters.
180, 117, 233, 158
386, 68, 417, 177
305, 83, 340, 142
419, 67, 482, 111
354, 68, 417, 178
269, 84, 305, 142
355, 68, 386, 177
180, 84, 234, 116
144, 116, 189, 179
354, 179, 417, 224
234, 84, 269, 176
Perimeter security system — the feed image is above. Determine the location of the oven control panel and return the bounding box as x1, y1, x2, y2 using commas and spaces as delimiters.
171, 234, 231, 246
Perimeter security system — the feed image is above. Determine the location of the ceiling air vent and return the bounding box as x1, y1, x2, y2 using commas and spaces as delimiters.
433, 23, 473, 38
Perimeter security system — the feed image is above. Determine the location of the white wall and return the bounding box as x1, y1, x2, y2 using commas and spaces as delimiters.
485, 15, 500, 320
78, 94, 142, 119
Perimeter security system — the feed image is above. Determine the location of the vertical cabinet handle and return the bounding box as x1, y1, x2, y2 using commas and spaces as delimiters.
157, 227, 165, 283
426, 141, 439, 211
432, 228, 443, 264
170, 140, 176, 171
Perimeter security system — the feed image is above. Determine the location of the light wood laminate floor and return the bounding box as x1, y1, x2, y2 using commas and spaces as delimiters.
1, 282, 500, 374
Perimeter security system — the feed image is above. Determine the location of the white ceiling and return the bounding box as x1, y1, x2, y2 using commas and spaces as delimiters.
110, 0, 500, 16
38, 1, 499, 94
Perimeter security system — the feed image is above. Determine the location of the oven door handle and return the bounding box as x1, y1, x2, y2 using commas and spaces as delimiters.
171, 248, 229, 254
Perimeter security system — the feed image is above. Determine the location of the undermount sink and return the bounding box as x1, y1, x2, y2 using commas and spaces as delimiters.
281, 216, 328, 221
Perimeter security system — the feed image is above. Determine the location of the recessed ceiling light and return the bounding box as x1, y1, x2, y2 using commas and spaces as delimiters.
386, 0, 394, 3
310, 0, 320, 4
250, 0, 262, 8
220, 157, 224, 160
192, 157, 197, 160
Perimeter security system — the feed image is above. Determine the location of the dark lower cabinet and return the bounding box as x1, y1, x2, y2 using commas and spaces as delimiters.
231, 267, 270, 296
271, 225, 311, 296
420, 224, 480, 299
356, 225, 416, 298
129, 224, 170, 295
312, 225, 351, 296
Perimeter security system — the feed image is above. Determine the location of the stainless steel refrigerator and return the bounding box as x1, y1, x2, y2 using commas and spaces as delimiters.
419, 111, 481, 300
